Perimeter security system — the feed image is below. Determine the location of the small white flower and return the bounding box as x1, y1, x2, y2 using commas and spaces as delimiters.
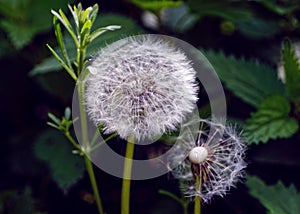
84, 35, 198, 142
169, 118, 246, 203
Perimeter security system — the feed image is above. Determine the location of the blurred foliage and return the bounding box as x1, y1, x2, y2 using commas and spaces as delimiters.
187, 0, 280, 39
131, 0, 183, 12
0, 0, 72, 49
246, 175, 300, 214
161, 4, 198, 33
0, 187, 38, 214
34, 129, 85, 193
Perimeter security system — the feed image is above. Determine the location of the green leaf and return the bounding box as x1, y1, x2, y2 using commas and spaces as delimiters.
89, 4, 99, 24
243, 95, 299, 144
48, 112, 61, 125
283, 39, 300, 106
89, 25, 121, 42
51, 9, 78, 46
80, 19, 92, 46
64, 107, 71, 120
0, 19, 36, 49
34, 130, 85, 193
53, 16, 72, 69
0, 0, 71, 49
246, 175, 300, 214
131, 0, 183, 12
203, 50, 285, 107
30, 14, 143, 76
234, 18, 280, 39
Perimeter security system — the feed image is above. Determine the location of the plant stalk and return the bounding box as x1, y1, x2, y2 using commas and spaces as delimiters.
121, 136, 135, 214
194, 174, 201, 214
78, 81, 104, 214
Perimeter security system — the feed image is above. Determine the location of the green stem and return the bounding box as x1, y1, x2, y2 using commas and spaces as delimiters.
194, 175, 201, 214
90, 132, 118, 151
77, 47, 86, 76
121, 136, 135, 214
65, 131, 81, 151
78, 81, 104, 214
84, 155, 104, 214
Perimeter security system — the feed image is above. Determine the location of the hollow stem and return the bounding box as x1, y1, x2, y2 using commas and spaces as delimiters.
121, 136, 135, 214
194, 175, 201, 214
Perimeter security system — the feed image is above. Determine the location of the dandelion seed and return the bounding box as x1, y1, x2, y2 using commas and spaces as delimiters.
169, 118, 246, 203
84, 35, 198, 142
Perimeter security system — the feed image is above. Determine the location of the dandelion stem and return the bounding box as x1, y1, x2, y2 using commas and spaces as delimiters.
78, 81, 104, 214
194, 175, 201, 214
121, 136, 135, 214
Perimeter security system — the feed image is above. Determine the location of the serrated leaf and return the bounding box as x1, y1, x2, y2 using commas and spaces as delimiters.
243, 95, 299, 144
283, 39, 300, 106
30, 14, 143, 76
0, 20, 36, 49
203, 50, 285, 107
246, 175, 300, 214
34, 130, 85, 193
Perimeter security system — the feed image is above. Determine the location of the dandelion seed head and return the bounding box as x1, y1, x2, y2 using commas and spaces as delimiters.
85, 35, 198, 142
169, 118, 247, 203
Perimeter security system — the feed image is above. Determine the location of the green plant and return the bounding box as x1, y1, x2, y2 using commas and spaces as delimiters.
41, 4, 120, 214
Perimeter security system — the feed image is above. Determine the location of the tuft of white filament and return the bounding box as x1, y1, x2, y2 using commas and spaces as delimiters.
84, 35, 198, 142
168, 118, 246, 203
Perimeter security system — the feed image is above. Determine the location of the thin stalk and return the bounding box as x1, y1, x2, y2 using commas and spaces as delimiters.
121, 136, 135, 214
78, 80, 104, 214
84, 155, 104, 214
194, 175, 201, 214
65, 131, 81, 151
90, 132, 118, 151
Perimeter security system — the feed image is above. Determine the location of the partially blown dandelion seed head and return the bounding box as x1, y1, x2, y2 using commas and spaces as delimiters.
169, 118, 246, 203
85, 35, 198, 141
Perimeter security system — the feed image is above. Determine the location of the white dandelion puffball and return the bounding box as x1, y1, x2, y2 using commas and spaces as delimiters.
169, 118, 246, 203
84, 35, 198, 142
